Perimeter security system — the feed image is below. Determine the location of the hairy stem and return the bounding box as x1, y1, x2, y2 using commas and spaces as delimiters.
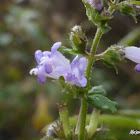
78, 99, 88, 140
86, 28, 102, 86
77, 27, 102, 140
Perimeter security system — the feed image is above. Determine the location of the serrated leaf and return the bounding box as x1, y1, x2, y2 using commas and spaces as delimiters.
83, 1, 100, 25
88, 86, 107, 96
86, 94, 118, 113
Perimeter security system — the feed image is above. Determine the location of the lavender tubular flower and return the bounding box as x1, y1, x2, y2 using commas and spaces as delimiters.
30, 42, 87, 87
125, 46, 140, 72
30, 42, 71, 84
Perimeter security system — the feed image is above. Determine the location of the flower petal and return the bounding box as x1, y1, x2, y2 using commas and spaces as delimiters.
75, 76, 87, 87
78, 57, 87, 75
55, 66, 70, 75
84, 0, 90, 3
45, 64, 52, 74
71, 56, 87, 78
43, 51, 51, 57
125, 47, 140, 63
52, 51, 70, 68
71, 55, 79, 71
64, 73, 76, 82
35, 50, 43, 64
37, 66, 46, 84
134, 64, 140, 73
51, 42, 62, 54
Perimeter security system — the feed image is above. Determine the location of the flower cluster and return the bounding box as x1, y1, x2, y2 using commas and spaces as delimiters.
125, 46, 140, 73
30, 42, 87, 87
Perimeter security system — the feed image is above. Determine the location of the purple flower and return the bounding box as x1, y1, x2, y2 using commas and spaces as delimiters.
125, 46, 140, 73
64, 56, 87, 87
84, 0, 103, 11
30, 42, 87, 87
30, 42, 70, 84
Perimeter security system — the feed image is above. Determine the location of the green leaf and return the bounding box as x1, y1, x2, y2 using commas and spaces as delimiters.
83, 1, 100, 25
69, 49, 84, 55
119, 1, 137, 23
58, 46, 84, 55
86, 94, 118, 113
102, 60, 118, 74
58, 46, 72, 53
88, 86, 107, 96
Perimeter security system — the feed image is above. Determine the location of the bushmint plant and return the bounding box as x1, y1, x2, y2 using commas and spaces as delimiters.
30, 0, 140, 139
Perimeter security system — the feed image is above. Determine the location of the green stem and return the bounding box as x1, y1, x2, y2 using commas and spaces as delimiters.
108, 0, 119, 13
86, 28, 102, 86
77, 27, 102, 140
78, 99, 87, 140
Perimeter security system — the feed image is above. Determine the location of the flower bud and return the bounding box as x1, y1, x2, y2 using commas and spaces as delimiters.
90, 0, 103, 11
69, 25, 87, 53
102, 46, 125, 64
84, 0, 103, 11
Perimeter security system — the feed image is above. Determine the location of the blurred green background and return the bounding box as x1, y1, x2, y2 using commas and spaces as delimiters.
0, 0, 140, 140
